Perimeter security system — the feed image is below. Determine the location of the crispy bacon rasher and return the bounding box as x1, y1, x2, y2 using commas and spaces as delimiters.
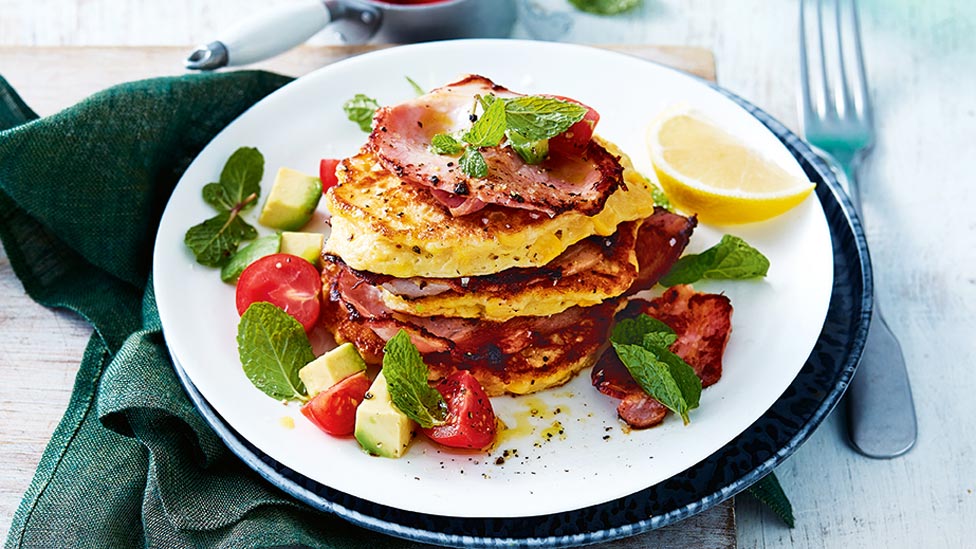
591, 285, 733, 428
369, 75, 624, 217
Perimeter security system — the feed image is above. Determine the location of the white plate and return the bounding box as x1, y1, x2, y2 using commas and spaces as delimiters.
153, 40, 833, 519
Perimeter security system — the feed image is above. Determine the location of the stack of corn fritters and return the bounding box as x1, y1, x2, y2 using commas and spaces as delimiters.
319, 76, 695, 395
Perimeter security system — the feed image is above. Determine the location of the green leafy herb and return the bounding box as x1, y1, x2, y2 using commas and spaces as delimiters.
462, 97, 507, 148
430, 133, 464, 155
406, 76, 425, 96
203, 147, 265, 211
509, 134, 550, 164
343, 94, 381, 132
382, 330, 448, 428
428, 94, 587, 174
660, 234, 770, 286
237, 302, 313, 402
569, 0, 642, 16
184, 147, 264, 267
220, 233, 281, 283
503, 96, 588, 141
747, 473, 795, 528
610, 314, 674, 347
610, 314, 702, 424
459, 147, 489, 179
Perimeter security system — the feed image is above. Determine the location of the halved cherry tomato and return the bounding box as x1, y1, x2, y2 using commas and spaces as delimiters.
301, 371, 371, 436
547, 95, 600, 157
422, 371, 497, 450
320, 158, 340, 194
235, 253, 322, 332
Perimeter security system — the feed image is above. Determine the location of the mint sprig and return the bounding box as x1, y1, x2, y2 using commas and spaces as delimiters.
237, 302, 312, 402
660, 234, 770, 286
343, 94, 381, 133
430, 94, 588, 179
382, 330, 448, 428
184, 147, 263, 267
610, 314, 702, 424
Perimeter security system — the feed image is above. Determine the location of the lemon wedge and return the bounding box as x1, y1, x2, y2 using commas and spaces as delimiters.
647, 110, 815, 224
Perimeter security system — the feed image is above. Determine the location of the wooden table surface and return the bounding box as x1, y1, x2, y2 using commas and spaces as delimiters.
2, 1, 976, 548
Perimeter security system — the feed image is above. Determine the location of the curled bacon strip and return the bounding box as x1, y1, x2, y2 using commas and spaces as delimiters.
369, 75, 624, 217
592, 285, 733, 428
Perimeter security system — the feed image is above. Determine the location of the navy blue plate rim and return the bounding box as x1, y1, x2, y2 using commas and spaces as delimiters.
169, 85, 872, 548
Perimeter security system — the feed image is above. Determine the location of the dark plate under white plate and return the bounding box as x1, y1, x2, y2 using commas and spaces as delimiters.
169, 85, 872, 547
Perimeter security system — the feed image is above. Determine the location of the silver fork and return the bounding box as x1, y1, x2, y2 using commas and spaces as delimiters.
799, 0, 917, 458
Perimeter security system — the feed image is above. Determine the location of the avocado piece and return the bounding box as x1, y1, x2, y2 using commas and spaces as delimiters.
258, 167, 322, 230
280, 231, 324, 265
299, 342, 367, 397
219, 233, 281, 283
355, 371, 417, 458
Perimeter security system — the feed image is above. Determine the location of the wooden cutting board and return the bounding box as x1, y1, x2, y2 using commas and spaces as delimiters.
0, 44, 733, 548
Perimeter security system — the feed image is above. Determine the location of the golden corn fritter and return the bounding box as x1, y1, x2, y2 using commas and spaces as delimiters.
323, 138, 657, 279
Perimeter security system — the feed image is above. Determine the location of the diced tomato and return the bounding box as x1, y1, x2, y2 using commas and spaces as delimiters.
320, 158, 340, 194
236, 253, 322, 332
301, 371, 371, 436
422, 371, 497, 450
546, 95, 600, 157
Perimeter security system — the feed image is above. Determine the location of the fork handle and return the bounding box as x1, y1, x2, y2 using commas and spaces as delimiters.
847, 302, 918, 457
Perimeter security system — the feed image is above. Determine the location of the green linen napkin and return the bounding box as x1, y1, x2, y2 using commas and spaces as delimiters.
0, 72, 420, 549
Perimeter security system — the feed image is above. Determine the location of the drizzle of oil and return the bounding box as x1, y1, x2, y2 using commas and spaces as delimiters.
494, 396, 571, 446
540, 420, 566, 442
279, 416, 295, 430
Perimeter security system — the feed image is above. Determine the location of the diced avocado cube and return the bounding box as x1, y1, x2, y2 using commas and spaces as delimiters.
219, 233, 281, 283
299, 343, 367, 397
258, 167, 322, 231
280, 231, 325, 265
355, 371, 416, 458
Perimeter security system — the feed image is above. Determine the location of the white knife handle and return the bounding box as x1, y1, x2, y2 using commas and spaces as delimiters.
218, 0, 332, 67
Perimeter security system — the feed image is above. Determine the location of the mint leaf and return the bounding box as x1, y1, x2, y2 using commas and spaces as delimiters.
610, 314, 702, 424
459, 148, 488, 179
661, 234, 770, 286
509, 134, 549, 164
463, 97, 507, 148
343, 94, 380, 132
218, 146, 264, 210
430, 133, 464, 155
503, 96, 588, 141
237, 302, 312, 402
611, 315, 675, 347
613, 342, 691, 423
747, 473, 795, 528
569, 0, 642, 15
185, 211, 258, 267
220, 233, 281, 283
406, 76, 425, 96
382, 330, 447, 428
653, 343, 702, 411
